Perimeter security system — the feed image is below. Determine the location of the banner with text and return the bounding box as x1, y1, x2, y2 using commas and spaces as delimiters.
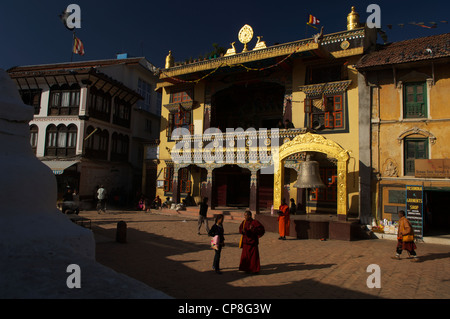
406, 185, 423, 239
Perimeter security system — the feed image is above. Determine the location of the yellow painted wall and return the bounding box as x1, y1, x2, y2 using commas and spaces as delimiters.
372, 62, 450, 221
289, 56, 362, 213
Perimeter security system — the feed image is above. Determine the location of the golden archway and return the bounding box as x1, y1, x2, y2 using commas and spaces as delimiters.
273, 133, 350, 220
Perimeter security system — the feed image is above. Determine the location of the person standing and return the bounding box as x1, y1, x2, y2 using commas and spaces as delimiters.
97, 185, 107, 214
278, 199, 290, 240
239, 210, 265, 274
198, 197, 210, 235
392, 210, 419, 261
289, 198, 297, 215
209, 214, 225, 274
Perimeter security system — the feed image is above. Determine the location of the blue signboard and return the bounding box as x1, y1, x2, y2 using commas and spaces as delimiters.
406, 185, 423, 239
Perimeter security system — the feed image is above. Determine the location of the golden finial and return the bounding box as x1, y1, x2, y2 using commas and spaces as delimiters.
347, 6, 360, 30
165, 50, 174, 69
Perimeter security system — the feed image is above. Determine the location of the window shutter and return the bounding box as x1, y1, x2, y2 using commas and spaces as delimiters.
334, 112, 343, 128
334, 95, 342, 111
324, 112, 334, 128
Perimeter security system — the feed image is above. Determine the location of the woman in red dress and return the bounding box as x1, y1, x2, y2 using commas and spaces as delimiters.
239, 210, 265, 274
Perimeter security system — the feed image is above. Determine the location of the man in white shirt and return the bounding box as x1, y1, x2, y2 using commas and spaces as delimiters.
97, 185, 107, 213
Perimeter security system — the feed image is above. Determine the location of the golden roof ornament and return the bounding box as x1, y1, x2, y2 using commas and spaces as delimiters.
253, 36, 267, 50
238, 24, 254, 53
165, 50, 174, 69
224, 42, 237, 57
347, 6, 360, 30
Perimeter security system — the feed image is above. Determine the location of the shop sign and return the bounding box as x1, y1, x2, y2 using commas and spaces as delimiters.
415, 159, 450, 178
406, 185, 423, 239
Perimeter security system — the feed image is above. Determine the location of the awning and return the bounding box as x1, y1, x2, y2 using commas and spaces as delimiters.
42, 161, 79, 175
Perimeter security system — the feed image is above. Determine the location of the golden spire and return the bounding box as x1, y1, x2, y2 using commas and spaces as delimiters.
347, 6, 360, 30
165, 51, 174, 69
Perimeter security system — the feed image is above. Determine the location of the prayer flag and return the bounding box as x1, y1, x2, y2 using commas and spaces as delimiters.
73, 36, 85, 56
308, 15, 320, 25
307, 14, 320, 29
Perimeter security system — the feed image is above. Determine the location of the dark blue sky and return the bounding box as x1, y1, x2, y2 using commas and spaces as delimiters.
1, 0, 449, 70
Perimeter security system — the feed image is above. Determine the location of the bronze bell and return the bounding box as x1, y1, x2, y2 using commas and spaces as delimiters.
294, 158, 326, 189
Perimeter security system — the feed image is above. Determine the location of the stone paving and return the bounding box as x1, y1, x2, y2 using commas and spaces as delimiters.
79, 209, 450, 299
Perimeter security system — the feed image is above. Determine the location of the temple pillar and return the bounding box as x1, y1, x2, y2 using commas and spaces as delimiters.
205, 168, 214, 209
197, 164, 224, 210
337, 159, 349, 221
249, 169, 259, 213
172, 169, 180, 204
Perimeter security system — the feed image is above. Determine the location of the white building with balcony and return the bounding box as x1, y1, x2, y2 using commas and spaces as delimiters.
8, 56, 161, 208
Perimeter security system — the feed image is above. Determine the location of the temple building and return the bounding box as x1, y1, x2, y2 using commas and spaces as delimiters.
8, 56, 161, 207
357, 32, 450, 238
155, 6, 377, 230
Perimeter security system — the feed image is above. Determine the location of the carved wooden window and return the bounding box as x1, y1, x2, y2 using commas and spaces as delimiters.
20, 89, 42, 115
49, 84, 80, 115
166, 106, 193, 139
89, 87, 111, 122
163, 167, 191, 194
163, 167, 174, 192
171, 90, 193, 103
403, 82, 427, 118
305, 94, 344, 130
30, 125, 39, 154
45, 124, 77, 157
84, 126, 108, 160
404, 138, 428, 176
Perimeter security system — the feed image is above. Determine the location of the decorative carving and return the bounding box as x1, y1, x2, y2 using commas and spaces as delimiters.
298, 80, 352, 98
274, 133, 349, 218
238, 24, 254, 53
383, 159, 398, 177
313, 27, 324, 44
224, 42, 236, 57
160, 28, 364, 80
253, 36, 267, 50
397, 127, 437, 144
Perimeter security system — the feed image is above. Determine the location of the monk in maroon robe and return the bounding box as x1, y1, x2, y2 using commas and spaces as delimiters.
239, 210, 265, 274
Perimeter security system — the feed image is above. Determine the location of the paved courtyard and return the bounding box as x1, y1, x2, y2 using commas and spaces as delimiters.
80, 210, 450, 299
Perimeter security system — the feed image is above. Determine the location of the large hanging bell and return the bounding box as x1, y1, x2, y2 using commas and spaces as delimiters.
294, 159, 326, 189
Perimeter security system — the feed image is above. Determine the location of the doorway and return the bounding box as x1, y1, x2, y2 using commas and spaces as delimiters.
424, 191, 450, 236
213, 166, 250, 207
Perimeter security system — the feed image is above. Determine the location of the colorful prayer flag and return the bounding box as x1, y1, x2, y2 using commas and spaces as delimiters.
307, 14, 320, 29
308, 14, 320, 25
73, 36, 85, 56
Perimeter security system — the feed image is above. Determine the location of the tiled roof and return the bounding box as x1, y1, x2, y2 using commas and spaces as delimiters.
356, 33, 450, 69
7, 57, 146, 73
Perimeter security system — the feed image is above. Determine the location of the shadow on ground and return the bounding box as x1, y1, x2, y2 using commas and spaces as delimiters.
93, 224, 379, 299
